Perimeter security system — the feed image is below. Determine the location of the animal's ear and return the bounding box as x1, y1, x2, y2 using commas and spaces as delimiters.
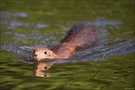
50, 50, 54, 54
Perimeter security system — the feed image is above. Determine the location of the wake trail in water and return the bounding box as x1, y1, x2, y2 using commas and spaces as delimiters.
1, 38, 135, 64
53, 38, 135, 64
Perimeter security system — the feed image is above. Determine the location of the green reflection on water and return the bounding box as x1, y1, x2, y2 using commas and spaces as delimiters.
0, 0, 134, 90
0, 51, 134, 90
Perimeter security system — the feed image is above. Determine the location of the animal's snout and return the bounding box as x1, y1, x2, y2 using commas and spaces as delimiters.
34, 52, 39, 59
34, 54, 38, 57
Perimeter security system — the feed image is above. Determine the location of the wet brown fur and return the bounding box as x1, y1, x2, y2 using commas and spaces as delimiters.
34, 22, 99, 60
51, 22, 99, 58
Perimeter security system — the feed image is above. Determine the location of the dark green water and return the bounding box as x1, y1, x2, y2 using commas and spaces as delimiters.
0, 0, 135, 90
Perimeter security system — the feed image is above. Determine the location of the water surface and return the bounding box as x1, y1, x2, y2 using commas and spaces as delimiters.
0, 1, 134, 90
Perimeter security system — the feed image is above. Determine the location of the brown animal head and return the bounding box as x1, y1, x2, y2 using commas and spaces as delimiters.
33, 46, 59, 61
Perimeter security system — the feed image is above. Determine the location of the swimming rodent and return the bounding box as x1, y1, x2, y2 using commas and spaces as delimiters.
34, 22, 99, 61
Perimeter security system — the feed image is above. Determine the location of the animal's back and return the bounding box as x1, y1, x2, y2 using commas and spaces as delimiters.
61, 22, 99, 47
51, 22, 99, 57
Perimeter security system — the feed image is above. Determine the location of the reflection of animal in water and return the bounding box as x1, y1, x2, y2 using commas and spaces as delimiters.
34, 62, 53, 77
34, 22, 99, 61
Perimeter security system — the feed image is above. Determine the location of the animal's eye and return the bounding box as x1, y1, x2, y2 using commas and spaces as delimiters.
44, 66, 47, 70
44, 51, 47, 54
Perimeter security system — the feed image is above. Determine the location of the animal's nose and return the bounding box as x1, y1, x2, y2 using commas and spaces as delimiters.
34, 54, 38, 57
33, 50, 38, 57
